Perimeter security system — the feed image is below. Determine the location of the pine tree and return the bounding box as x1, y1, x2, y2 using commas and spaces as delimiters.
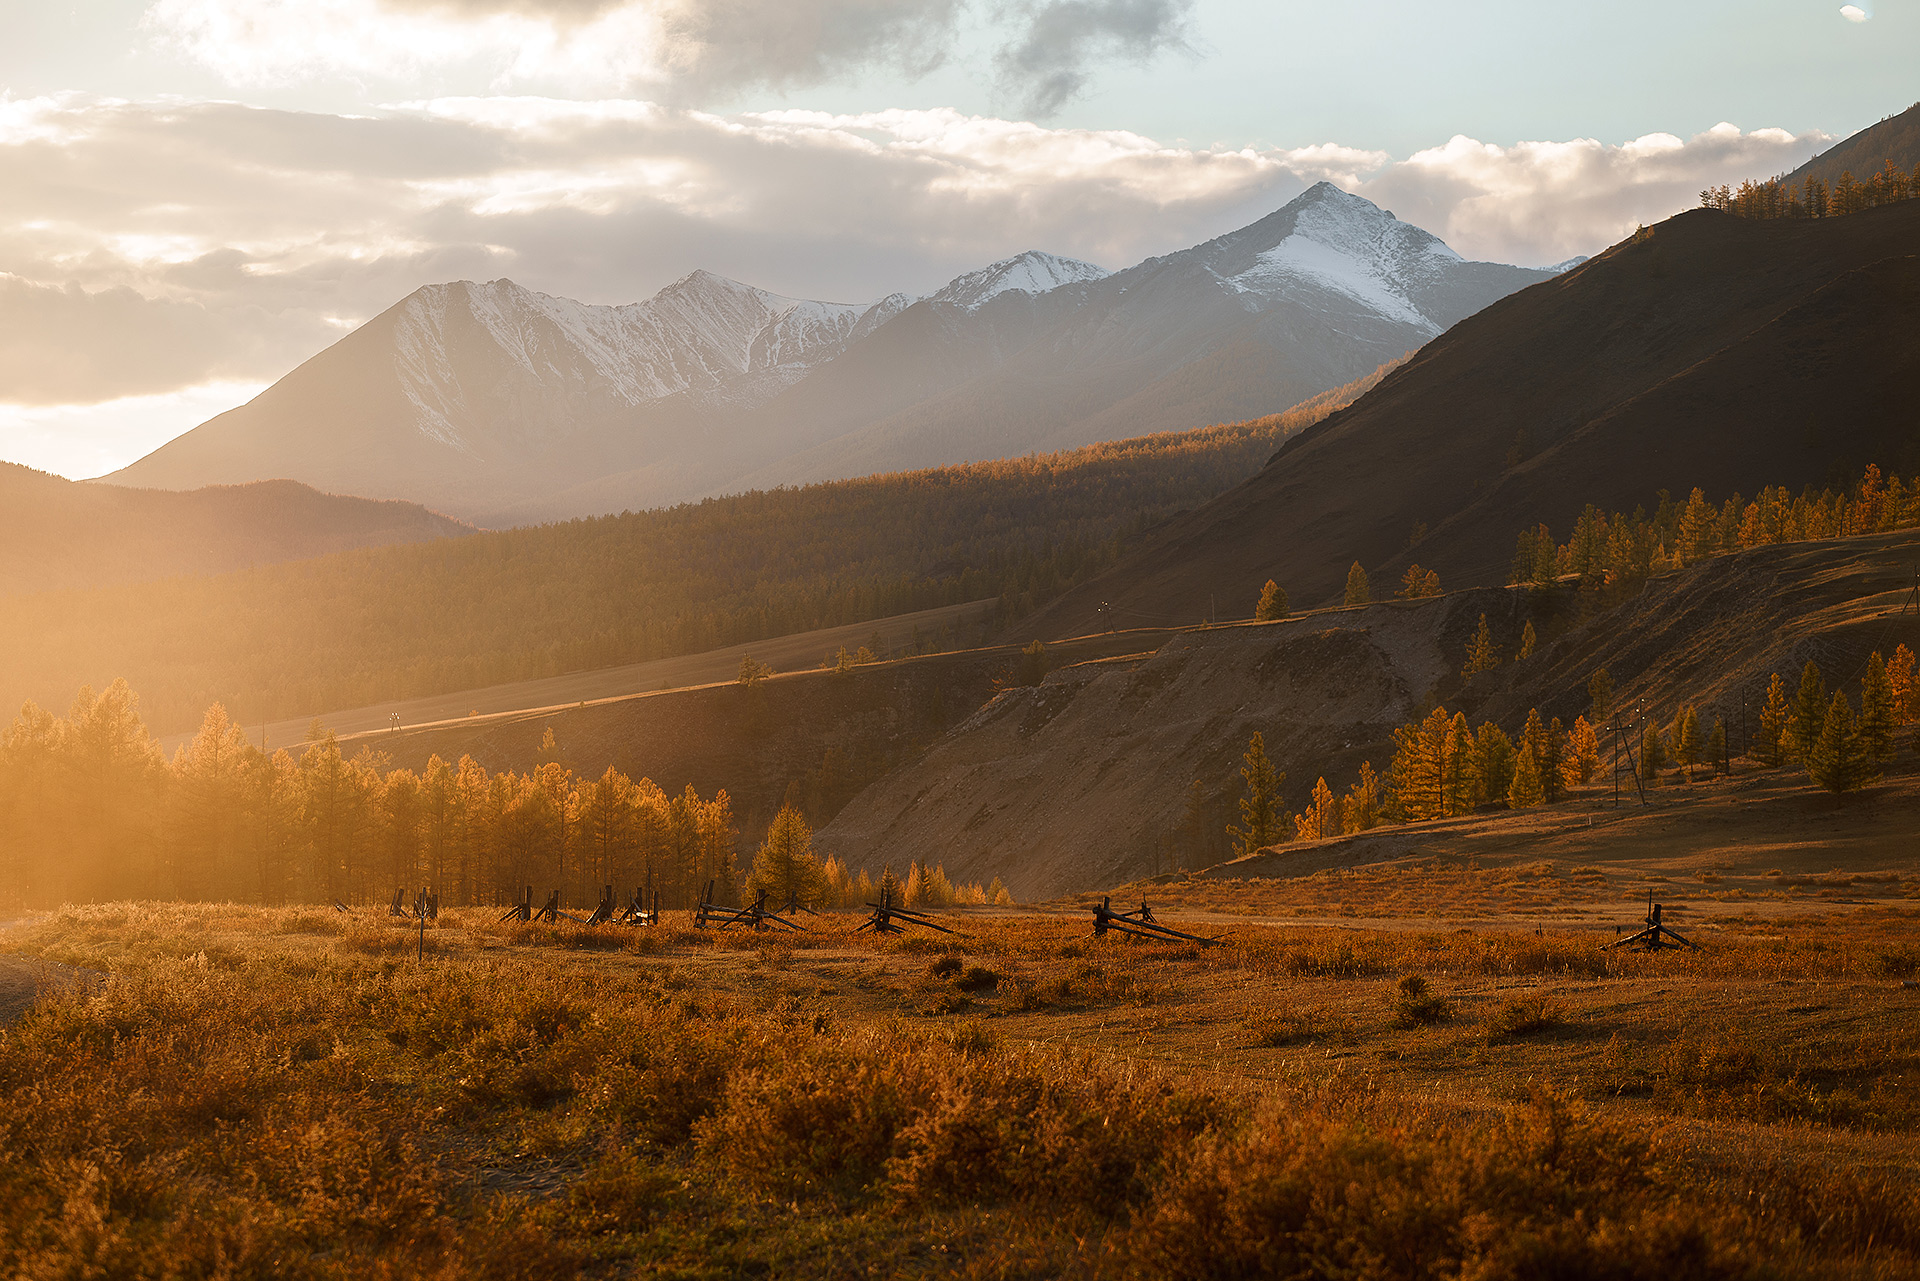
1860, 651, 1897, 760
1463, 614, 1501, 677
1442, 713, 1475, 816
1588, 669, 1613, 720
1229, 732, 1284, 857
1397, 564, 1441, 599
1787, 661, 1827, 764
1518, 620, 1537, 660
1671, 705, 1702, 783
1507, 741, 1545, 808
878, 863, 903, 908
1294, 777, 1339, 840
1707, 718, 1727, 775
1344, 563, 1371, 607
1564, 715, 1600, 787
1386, 708, 1450, 821
1808, 691, 1877, 793
1756, 673, 1790, 766
1254, 579, 1289, 621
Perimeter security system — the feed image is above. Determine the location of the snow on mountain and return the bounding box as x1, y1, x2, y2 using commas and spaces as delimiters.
1546, 256, 1592, 274
926, 250, 1109, 310
1199, 183, 1470, 334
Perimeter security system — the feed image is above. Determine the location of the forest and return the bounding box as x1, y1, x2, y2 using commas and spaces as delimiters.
0, 375, 1386, 737
0, 682, 993, 913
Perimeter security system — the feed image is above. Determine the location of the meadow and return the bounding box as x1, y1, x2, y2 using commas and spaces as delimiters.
3, 899, 1918, 1278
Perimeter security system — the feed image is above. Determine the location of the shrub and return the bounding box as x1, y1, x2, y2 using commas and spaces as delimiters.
1488, 993, 1568, 1038
1244, 1005, 1352, 1047
1390, 974, 1453, 1027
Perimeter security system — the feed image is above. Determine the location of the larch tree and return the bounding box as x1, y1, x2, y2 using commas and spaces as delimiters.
1463, 615, 1501, 678
1588, 669, 1614, 720
1639, 722, 1667, 786
1757, 673, 1791, 766
1442, 713, 1476, 817
1254, 580, 1288, 621
1859, 651, 1897, 760
1671, 706, 1702, 783
1344, 563, 1371, 607
1397, 564, 1440, 599
1787, 661, 1828, 764
1807, 691, 1876, 794
1507, 740, 1545, 808
1229, 731, 1284, 856
1564, 716, 1601, 787
1888, 644, 1916, 723
1474, 722, 1518, 805
1707, 718, 1728, 775
1518, 621, 1538, 660
1294, 777, 1339, 841
1342, 762, 1382, 833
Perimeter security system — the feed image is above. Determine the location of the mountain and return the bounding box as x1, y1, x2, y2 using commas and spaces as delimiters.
1017, 197, 1920, 640
1784, 101, 1920, 190
0, 464, 470, 598
108, 186, 1554, 525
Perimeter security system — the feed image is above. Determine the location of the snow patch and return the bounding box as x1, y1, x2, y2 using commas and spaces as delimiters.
928, 250, 1109, 310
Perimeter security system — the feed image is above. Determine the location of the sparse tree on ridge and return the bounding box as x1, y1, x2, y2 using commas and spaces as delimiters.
1344, 563, 1371, 607
1397, 564, 1441, 599
1254, 580, 1288, 621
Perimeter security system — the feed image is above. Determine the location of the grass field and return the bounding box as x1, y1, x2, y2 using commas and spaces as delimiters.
4, 896, 1919, 1278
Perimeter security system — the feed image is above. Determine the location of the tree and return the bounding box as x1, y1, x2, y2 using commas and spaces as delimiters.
1473, 723, 1518, 805
1707, 718, 1727, 775
1588, 669, 1614, 720
1671, 705, 1702, 783
737, 655, 772, 687
1807, 691, 1877, 793
1229, 732, 1284, 856
1888, 644, 1917, 724
1294, 778, 1339, 840
1507, 742, 1544, 808
1756, 673, 1790, 767
1343, 563, 1371, 607
1564, 716, 1600, 787
1397, 564, 1440, 599
1518, 621, 1537, 660
1787, 661, 1827, 764
1254, 580, 1288, 621
1859, 652, 1897, 760
1639, 721, 1667, 786
1387, 708, 1451, 821
1341, 762, 1381, 833
1463, 615, 1501, 678
1442, 713, 1475, 816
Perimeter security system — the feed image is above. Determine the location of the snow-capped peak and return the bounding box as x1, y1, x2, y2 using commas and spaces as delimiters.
928, 250, 1109, 310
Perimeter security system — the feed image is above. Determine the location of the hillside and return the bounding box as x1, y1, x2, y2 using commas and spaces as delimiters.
2, 391, 1391, 735
0, 464, 470, 598
823, 529, 1920, 900
107, 186, 1549, 523
1018, 197, 1920, 640
1785, 101, 1920, 190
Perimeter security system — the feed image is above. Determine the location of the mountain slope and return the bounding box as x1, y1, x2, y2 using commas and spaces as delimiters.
109, 188, 1552, 524
1018, 197, 1920, 639
1784, 101, 1920, 189
0, 464, 469, 598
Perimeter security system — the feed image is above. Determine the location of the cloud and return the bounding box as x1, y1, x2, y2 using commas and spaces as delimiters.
0, 93, 1830, 477
1354, 122, 1824, 266
993, 0, 1196, 118
1839, 5, 1871, 21
143, 0, 1193, 111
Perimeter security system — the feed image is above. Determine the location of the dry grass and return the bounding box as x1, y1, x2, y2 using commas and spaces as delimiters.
2, 901, 1918, 1278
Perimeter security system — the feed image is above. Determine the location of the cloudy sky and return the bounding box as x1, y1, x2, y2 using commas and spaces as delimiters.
1, 0, 1911, 478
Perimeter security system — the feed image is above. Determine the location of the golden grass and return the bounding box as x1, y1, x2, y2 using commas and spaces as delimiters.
2, 901, 1918, 1277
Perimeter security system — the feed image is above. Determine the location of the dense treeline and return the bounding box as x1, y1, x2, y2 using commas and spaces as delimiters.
0, 681, 1004, 913
1700, 159, 1920, 219
1508, 465, 1920, 593
0, 388, 1380, 736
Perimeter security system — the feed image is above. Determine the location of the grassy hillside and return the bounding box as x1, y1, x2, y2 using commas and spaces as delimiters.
0, 365, 1394, 736
0, 465, 471, 598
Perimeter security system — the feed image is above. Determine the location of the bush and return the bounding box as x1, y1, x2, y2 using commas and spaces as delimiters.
1244, 1005, 1352, 1047
1488, 993, 1568, 1038
1390, 974, 1453, 1027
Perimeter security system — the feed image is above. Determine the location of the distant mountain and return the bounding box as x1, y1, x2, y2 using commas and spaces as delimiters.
0, 464, 469, 598
1784, 101, 1920, 190
1017, 197, 1920, 639
108, 185, 1555, 524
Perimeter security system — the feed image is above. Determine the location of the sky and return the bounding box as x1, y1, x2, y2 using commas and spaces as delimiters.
0, 0, 1912, 479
